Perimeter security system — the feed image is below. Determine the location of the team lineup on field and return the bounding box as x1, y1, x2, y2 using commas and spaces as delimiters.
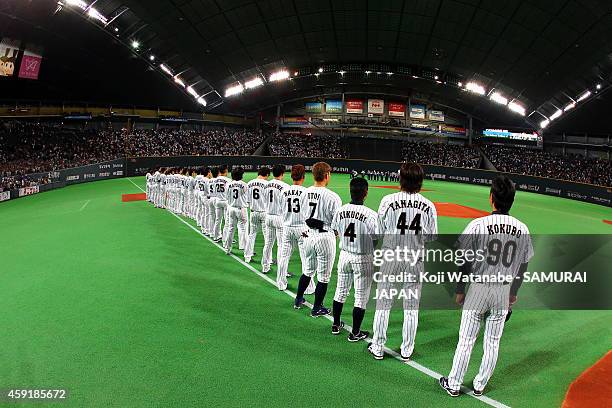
145, 162, 533, 399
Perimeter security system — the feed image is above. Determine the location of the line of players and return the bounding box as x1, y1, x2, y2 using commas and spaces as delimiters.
145, 163, 533, 399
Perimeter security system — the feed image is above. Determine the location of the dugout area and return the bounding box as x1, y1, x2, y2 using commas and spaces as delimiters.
1, 173, 610, 407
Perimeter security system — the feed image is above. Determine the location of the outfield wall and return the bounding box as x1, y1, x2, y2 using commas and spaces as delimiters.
1, 156, 609, 207
127, 155, 611, 207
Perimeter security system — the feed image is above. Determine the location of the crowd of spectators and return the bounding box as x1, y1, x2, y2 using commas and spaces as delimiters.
402, 141, 481, 168
483, 145, 611, 187
268, 132, 347, 158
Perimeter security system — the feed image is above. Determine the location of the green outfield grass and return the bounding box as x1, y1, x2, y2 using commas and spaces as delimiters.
1, 173, 610, 407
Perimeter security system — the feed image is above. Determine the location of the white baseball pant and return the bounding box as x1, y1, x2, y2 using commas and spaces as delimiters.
333, 251, 374, 309
302, 230, 337, 284
213, 200, 227, 240
370, 260, 423, 358
447, 283, 510, 391
223, 206, 248, 253
262, 215, 283, 273
244, 210, 266, 261
206, 197, 217, 236
277, 226, 314, 292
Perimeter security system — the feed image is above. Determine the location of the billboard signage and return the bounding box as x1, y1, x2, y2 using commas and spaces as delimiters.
346, 99, 363, 114
325, 100, 343, 114
388, 102, 406, 117
429, 110, 445, 121
409, 104, 426, 119
368, 99, 384, 115
305, 102, 322, 114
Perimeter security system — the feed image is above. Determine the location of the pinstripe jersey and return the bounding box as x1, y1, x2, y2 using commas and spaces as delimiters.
226, 180, 248, 208
208, 177, 216, 197
265, 178, 289, 216
281, 184, 308, 226
195, 175, 208, 193
331, 203, 381, 255
303, 186, 342, 229
377, 191, 438, 250
246, 179, 269, 212
210, 175, 231, 200
457, 213, 534, 282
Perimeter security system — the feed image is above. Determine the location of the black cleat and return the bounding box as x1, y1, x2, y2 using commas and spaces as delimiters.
331, 321, 345, 335
311, 307, 331, 318
439, 377, 460, 397
400, 352, 411, 361
472, 383, 484, 397
294, 297, 306, 309
348, 331, 369, 342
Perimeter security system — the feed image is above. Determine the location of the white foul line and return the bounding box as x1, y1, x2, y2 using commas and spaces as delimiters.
79, 199, 91, 212
126, 178, 510, 408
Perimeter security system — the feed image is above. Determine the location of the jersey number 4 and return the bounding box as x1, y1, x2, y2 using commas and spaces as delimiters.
343, 222, 356, 242
397, 213, 422, 235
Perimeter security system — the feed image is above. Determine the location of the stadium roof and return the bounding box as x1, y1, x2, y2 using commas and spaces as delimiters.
1, 0, 612, 132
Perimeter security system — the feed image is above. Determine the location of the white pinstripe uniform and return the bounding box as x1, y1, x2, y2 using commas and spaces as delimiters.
187, 175, 197, 218
206, 177, 217, 236
447, 213, 533, 392
331, 204, 381, 309
370, 191, 438, 358
194, 175, 208, 229
244, 178, 269, 262
301, 186, 342, 284
276, 184, 311, 291
146, 173, 152, 201
159, 173, 167, 208
212, 175, 231, 241
223, 179, 249, 253
262, 178, 288, 273
152, 171, 162, 207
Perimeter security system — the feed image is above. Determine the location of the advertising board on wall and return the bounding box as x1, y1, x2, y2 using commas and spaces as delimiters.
346, 99, 363, 114
325, 100, 343, 114
367, 99, 384, 115
409, 104, 426, 119
428, 110, 445, 121
388, 102, 406, 117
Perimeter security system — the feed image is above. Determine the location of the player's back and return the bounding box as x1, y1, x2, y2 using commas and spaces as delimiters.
459, 213, 533, 281
332, 203, 380, 255
304, 186, 342, 228
227, 180, 248, 208
247, 178, 269, 212
213, 176, 231, 200
378, 191, 438, 249
265, 179, 289, 216
281, 184, 307, 226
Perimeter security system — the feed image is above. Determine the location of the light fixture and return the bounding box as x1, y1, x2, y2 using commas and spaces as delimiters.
549, 109, 563, 120
174, 76, 185, 87
294, 71, 299, 76
269, 70, 290, 82
540, 119, 550, 129
149, 55, 155, 61
596, 84, 602, 90
244, 77, 263, 89
465, 81, 486, 95
225, 83, 244, 97
564, 102, 575, 112
338, 70, 346, 76
434, 75, 439, 80
457, 81, 463, 87
508, 101, 526, 116
386, 72, 393, 75
489, 91, 508, 105
576, 90, 591, 102
66, 0, 88, 10
412, 75, 418, 79
318, 67, 323, 73
114, 27, 119, 32
131, 40, 140, 49
196, 97, 207, 106
186, 86, 199, 98
160, 64, 173, 76
365, 70, 371, 75
87, 7, 108, 24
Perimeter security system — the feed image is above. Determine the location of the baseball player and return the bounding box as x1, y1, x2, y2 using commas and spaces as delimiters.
146, 171, 152, 202
330, 177, 381, 341
194, 168, 209, 230
368, 162, 438, 360
294, 162, 342, 317
244, 166, 270, 263
206, 167, 220, 237
439, 175, 533, 398
262, 165, 288, 274
276, 164, 314, 292
223, 167, 249, 254
212, 165, 231, 242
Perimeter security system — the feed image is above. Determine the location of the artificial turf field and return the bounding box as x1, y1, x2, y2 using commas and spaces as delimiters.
1, 173, 610, 408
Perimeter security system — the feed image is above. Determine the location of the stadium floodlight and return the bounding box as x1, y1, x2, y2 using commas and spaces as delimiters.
131, 40, 140, 49
66, 0, 88, 10
564, 102, 575, 112
489, 91, 508, 105
318, 67, 323, 73
596, 84, 602, 90
149, 55, 155, 61
540, 119, 550, 129
114, 27, 119, 32
434, 75, 439, 80
508, 101, 526, 116
160, 64, 173, 76
269, 70, 290, 82
186, 86, 199, 98
465, 81, 486, 95
244, 77, 263, 89
174, 76, 185, 87
294, 71, 299, 76
87, 7, 108, 24
338, 70, 346, 76
196, 96, 207, 106
457, 81, 463, 87
549, 109, 563, 120
387, 72, 393, 75
576, 90, 591, 102
225, 83, 244, 97
365, 70, 372, 75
